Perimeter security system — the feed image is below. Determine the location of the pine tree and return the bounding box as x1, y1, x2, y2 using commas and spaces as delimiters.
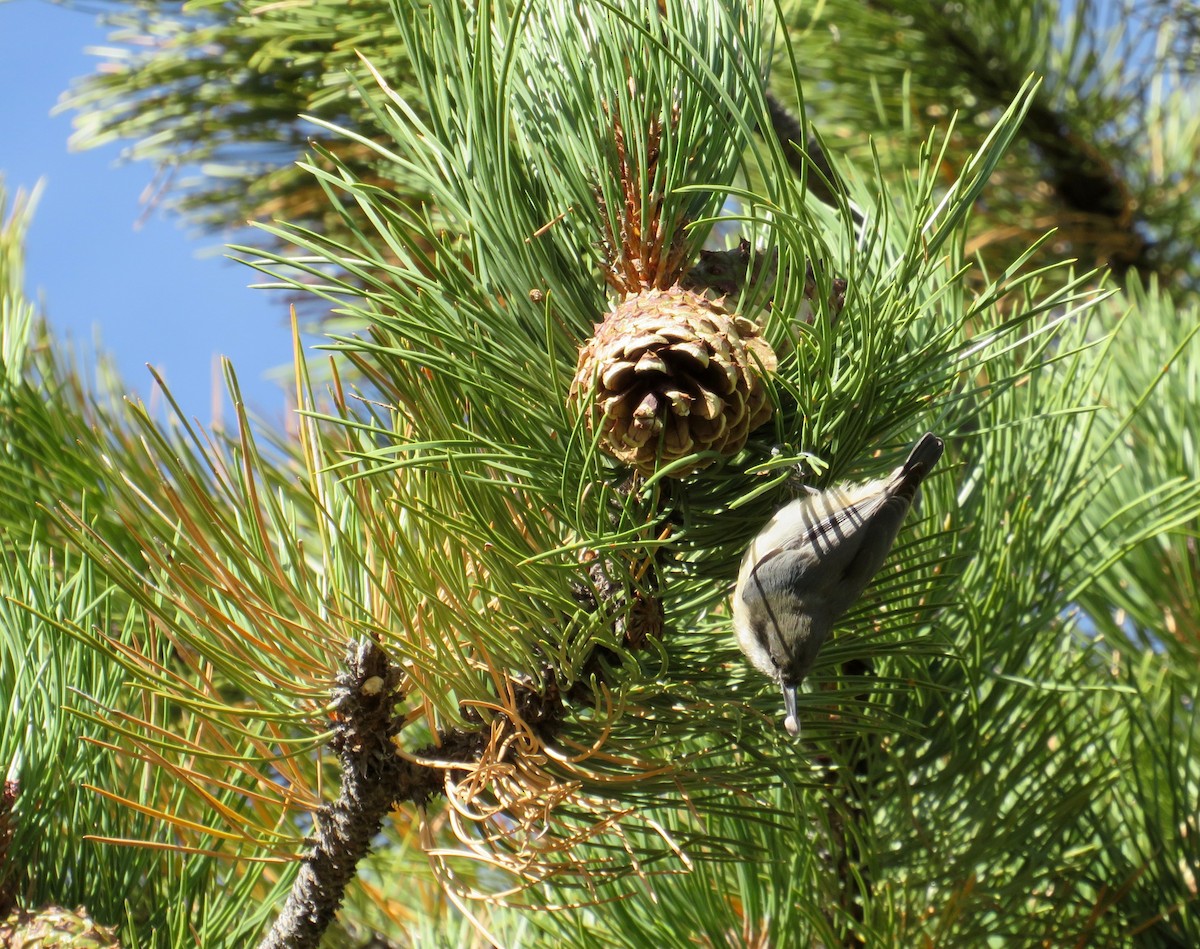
2, 0, 1198, 945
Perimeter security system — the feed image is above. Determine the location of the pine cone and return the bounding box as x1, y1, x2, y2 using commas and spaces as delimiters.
0, 904, 121, 948
570, 285, 776, 476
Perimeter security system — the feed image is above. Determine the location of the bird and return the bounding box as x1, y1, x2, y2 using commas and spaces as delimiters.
732, 433, 944, 735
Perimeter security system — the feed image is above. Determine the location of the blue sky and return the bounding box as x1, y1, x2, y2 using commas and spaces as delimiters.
1, 0, 298, 425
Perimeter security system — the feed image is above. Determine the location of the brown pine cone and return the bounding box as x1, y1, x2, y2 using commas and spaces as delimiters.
570, 285, 776, 476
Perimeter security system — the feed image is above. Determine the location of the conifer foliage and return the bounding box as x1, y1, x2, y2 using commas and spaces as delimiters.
2, 0, 1199, 945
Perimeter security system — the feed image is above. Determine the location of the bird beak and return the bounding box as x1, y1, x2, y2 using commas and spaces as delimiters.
781, 682, 800, 736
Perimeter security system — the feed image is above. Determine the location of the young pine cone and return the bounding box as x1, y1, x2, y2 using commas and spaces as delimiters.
570, 285, 776, 477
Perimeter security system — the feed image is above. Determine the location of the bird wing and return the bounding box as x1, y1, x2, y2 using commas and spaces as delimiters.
745, 484, 913, 616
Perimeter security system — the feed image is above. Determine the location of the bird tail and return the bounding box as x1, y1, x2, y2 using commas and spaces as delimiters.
891, 433, 944, 498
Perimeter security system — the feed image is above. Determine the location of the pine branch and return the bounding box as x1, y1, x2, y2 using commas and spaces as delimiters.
258, 634, 600, 944
260, 640, 417, 949
917, 2, 1155, 280
763, 89, 849, 210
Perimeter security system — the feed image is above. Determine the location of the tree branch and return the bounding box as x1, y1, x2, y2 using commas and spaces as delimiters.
762, 90, 849, 210
259, 633, 588, 945
259, 640, 421, 949
925, 5, 1155, 280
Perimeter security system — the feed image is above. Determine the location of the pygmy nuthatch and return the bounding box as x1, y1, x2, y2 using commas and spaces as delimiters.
732, 433, 944, 735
